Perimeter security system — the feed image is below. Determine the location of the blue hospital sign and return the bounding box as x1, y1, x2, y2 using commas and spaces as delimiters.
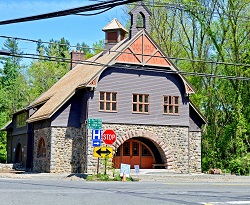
92, 129, 102, 140
92, 129, 102, 147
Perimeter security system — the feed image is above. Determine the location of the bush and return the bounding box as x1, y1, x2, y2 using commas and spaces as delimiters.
228, 154, 250, 175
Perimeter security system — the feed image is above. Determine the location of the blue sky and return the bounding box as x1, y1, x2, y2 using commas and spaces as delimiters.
0, 0, 129, 59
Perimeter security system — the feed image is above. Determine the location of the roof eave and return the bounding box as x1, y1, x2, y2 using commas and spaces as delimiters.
190, 101, 208, 125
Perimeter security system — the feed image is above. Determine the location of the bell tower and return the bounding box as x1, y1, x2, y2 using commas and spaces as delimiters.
129, 1, 151, 38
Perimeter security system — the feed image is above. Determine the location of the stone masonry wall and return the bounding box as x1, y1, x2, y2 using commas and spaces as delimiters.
86, 124, 201, 173
33, 124, 201, 174
189, 131, 202, 173
33, 126, 86, 173
33, 127, 51, 172
50, 126, 86, 173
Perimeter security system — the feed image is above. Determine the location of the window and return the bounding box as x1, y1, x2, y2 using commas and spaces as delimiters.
141, 144, 152, 156
16, 113, 27, 128
163, 96, 179, 114
123, 142, 130, 156
99, 92, 117, 112
37, 138, 46, 158
107, 32, 118, 43
132, 142, 139, 156
132, 94, 149, 113
115, 147, 121, 156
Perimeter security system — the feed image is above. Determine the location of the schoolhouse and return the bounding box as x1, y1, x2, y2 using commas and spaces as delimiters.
3, 3, 206, 173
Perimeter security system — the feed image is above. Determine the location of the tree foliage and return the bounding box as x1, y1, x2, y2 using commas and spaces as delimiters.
0, 39, 28, 162
0, 37, 104, 162
143, 0, 250, 173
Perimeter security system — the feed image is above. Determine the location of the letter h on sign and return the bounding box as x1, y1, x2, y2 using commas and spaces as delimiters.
92, 129, 102, 140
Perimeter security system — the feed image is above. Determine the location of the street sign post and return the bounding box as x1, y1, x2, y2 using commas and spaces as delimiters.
93, 147, 113, 158
102, 129, 116, 145
88, 118, 102, 129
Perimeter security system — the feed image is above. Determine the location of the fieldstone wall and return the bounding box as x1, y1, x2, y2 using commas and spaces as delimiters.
50, 126, 86, 173
189, 131, 201, 173
86, 124, 201, 173
33, 124, 201, 174
33, 126, 86, 173
33, 127, 51, 172
0, 163, 13, 170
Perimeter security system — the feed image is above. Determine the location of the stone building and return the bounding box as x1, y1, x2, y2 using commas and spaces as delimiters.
2, 3, 207, 173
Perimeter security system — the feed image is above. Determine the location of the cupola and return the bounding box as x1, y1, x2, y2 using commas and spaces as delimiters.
102, 18, 128, 51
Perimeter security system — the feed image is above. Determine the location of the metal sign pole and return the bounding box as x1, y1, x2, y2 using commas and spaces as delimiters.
97, 157, 100, 175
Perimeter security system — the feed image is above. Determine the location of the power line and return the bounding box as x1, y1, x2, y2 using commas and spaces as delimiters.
0, 0, 141, 25
8, 52, 250, 81
0, 35, 96, 51
132, 1, 250, 21
1, 35, 250, 68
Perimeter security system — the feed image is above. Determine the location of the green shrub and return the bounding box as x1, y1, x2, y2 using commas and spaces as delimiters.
228, 154, 250, 175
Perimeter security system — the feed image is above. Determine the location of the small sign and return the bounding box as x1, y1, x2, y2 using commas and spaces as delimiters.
92, 139, 101, 147
120, 163, 131, 177
88, 118, 102, 129
94, 147, 113, 158
134, 165, 140, 174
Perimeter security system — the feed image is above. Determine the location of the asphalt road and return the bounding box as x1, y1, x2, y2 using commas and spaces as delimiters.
0, 178, 249, 205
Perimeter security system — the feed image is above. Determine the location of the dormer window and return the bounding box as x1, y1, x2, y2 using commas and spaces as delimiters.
16, 112, 27, 128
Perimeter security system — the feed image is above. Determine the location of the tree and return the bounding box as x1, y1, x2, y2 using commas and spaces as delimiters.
132, 0, 250, 173
28, 38, 71, 100
0, 38, 28, 162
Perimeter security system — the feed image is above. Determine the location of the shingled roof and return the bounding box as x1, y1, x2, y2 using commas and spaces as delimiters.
102, 18, 128, 33
27, 29, 196, 123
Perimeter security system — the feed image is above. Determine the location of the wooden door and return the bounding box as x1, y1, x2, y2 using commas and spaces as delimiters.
15, 143, 22, 163
113, 139, 155, 169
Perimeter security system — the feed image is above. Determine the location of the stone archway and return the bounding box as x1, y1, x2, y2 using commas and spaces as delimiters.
112, 129, 174, 170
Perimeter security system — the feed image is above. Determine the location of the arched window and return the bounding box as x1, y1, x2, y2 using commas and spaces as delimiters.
136, 12, 145, 28
37, 138, 46, 158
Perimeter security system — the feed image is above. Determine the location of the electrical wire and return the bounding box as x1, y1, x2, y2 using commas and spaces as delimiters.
8, 52, 250, 81
0, 35, 96, 51
130, 1, 250, 21
1, 35, 250, 68
0, 0, 141, 25
74, 7, 113, 16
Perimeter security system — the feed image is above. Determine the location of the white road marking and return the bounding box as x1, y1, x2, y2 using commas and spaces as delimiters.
202, 201, 250, 204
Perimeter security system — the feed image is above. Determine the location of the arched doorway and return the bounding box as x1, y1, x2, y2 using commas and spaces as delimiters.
113, 138, 162, 169
15, 143, 22, 163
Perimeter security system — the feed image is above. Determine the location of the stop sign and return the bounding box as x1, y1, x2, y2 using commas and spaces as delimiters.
102, 129, 116, 145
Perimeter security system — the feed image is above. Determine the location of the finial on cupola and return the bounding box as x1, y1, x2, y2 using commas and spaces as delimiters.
129, 1, 152, 38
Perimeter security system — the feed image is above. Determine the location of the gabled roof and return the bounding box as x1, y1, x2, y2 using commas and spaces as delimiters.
27, 29, 196, 123
190, 101, 208, 125
102, 18, 128, 33
0, 120, 12, 131
129, 1, 152, 16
